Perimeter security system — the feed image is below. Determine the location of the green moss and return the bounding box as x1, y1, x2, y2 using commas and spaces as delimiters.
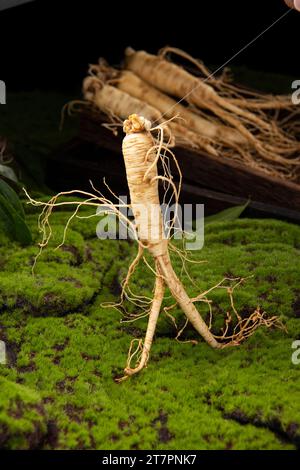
0, 377, 47, 449
1, 213, 300, 449
0, 210, 130, 316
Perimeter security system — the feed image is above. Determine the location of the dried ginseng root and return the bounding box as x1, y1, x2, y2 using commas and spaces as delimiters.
25, 115, 284, 380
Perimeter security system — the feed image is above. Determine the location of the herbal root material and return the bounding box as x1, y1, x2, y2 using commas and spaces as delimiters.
26, 114, 283, 380
82, 48, 300, 181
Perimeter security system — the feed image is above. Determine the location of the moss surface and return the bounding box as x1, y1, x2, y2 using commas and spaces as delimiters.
0, 210, 300, 450
0, 377, 47, 449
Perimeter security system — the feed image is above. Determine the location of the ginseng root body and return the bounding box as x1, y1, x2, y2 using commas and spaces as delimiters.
121, 115, 228, 377
26, 114, 283, 381
120, 114, 282, 378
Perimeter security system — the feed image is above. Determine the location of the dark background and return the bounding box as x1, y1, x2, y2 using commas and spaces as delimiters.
0, 0, 299, 91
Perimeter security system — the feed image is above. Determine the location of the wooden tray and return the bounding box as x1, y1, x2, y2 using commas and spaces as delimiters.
46, 110, 300, 224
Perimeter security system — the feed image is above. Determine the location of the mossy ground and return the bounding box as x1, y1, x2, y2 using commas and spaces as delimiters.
1, 84, 299, 450
0, 209, 300, 450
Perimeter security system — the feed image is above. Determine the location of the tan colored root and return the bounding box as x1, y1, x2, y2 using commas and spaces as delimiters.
169, 122, 218, 156
120, 115, 284, 377
103, 245, 155, 321
125, 48, 300, 177
157, 251, 221, 349
83, 74, 220, 156
84, 55, 300, 180
116, 69, 245, 145
90, 61, 246, 147
123, 264, 165, 378
85, 65, 297, 179
83, 76, 162, 124
23, 185, 139, 273
26, 114, 285, 381
124, 48, 275, 131
159, 46, 296, 111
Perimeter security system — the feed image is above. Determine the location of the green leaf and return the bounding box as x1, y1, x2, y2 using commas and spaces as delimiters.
185, 201, 250, 233
0, 177, 25, 219
0, 194, 32, 245
0, 164, 18, 183
205, 201, 250, 225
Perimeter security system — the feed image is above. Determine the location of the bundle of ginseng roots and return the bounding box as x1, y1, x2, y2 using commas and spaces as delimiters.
82, 47, 300, 181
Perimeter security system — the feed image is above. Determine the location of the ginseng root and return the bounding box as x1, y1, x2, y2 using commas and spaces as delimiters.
83, 75, 218, 156
124, 49, 300, 174
158, 46, 296, 111
26, 114, 284, 380
92, 61, 245, 145
84, 54, 300, 180
119, 114, 282, 378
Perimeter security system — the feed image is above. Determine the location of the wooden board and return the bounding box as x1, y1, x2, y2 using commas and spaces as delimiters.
78, 110, 300, 213
46, 134, 300, 224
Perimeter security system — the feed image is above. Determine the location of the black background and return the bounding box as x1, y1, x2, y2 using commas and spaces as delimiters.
0, 0, 299, 91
